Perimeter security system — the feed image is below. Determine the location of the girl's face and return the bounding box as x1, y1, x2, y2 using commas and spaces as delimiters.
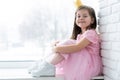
76, 9, 94, 31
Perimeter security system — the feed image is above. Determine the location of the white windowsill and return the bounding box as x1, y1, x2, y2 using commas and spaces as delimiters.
92, 76, 104, 79
0, 69, 64, 80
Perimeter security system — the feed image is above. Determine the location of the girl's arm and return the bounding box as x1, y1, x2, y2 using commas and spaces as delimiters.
53, 37, 91, 54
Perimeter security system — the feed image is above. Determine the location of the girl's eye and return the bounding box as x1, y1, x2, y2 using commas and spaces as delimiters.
76, 15, 88, 18
77, 15, 80, 18
83, 15, 87, 17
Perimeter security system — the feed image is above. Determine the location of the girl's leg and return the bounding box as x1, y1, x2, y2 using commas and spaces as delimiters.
28, 39, 75, 77
46, 53, 65, 65
46, 39, 76, 65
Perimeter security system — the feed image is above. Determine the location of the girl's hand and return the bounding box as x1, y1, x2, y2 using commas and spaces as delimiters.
51, 41, 59, 47
52, 46, 57, 53
51, 41, 59, 53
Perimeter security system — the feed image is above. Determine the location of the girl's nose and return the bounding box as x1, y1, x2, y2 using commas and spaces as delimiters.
79, 17, 83, 20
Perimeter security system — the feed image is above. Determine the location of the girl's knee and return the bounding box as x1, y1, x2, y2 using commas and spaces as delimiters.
57, 39, 76, 46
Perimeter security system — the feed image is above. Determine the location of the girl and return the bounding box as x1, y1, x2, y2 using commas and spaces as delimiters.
29, 5, 103, 80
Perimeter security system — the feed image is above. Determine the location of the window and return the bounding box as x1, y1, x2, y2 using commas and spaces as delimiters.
0, 0, 75, 68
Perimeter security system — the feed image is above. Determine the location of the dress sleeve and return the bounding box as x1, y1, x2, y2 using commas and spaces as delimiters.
83, 30, 98, 44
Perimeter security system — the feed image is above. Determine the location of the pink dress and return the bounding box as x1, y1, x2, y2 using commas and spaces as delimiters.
55, 30, 103, 80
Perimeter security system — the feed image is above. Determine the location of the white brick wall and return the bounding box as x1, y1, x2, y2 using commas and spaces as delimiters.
99, 0, 120, 80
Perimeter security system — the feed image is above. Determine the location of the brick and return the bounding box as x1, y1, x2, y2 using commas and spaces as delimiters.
112, 3, 120, 13
108, 13, 120, 23
111, 42, 120, 51
99, 0, 108, 8
98, 26, 107, 33
109, 33, 120, 41
104, 67, 118, 79
117, 23, 120, 32
101, 50, 119, 61
108, 0, 119, 6
102, 58, 117, 70
99, 6, 111, 17
106, 23, 118, 32
104, 76, 113, 80
100, 33, 110, 41
99, 16, 109, 25
101, 42, 112, 49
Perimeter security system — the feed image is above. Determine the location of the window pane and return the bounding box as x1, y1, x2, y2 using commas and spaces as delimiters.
0, 0, 75, 61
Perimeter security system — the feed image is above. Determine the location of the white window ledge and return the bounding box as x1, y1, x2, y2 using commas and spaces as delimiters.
0, 69, 64, 80
0, 69, 104, 80
91, 76, 104, 79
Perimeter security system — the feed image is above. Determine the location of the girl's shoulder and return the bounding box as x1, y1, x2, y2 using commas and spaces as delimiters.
83, 29, 100, 43
84, 29, 97, 36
